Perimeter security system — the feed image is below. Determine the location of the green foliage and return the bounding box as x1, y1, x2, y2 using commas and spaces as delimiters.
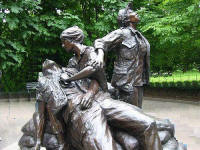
161, 81, 169, 88
0, 0, 200, 91
168, 81, 176, 88
0, 0, 83, 91
150, 79, 200, 90
151, 70, 200, 83
137, 0, 200, 72
0, 0, 131, 91
150, 71, 200, 89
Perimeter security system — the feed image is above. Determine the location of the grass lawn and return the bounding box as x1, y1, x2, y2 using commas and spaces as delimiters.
150, 70, 200, 83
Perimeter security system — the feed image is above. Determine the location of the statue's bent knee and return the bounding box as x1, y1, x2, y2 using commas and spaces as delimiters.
143, 121, 163, 150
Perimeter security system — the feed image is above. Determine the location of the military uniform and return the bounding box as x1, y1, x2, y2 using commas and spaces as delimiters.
94, 27, 150, 107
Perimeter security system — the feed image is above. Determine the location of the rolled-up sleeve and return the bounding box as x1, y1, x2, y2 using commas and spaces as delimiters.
94, 29, 124, 52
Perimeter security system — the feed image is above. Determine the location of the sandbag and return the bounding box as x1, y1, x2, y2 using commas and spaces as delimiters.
20, 147, 35, 150
21, 119, 35, 137
19, 135, 35, 147
42, 133, 59, 149
163, 137, 178, 150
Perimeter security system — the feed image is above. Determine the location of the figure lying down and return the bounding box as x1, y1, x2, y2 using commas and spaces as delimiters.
19, 60, 186, 150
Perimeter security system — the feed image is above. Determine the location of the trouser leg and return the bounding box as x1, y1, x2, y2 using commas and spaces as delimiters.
46, 107, 68, 150
118, 89, 138, 105
119, 86, 143, 108
69, 102, 118, 150
81, 113, 118, 150
99, 99, 163, 150
138, 87, 144, 108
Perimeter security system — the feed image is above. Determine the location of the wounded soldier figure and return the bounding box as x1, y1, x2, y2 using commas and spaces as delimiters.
19, 60, 186, 150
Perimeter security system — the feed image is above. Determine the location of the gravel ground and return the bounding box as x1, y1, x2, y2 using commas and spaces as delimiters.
0, 98, 199, 150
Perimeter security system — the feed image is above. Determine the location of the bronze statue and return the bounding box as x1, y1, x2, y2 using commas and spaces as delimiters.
33, 61, 67, 150
31, 26, 108, 150
60, 27, 162, 150
18, 26, 186, 150
33, 26, 109, 150
94, 4, 150, 108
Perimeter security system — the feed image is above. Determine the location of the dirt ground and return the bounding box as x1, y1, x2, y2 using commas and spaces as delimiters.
0, 98, 199, 150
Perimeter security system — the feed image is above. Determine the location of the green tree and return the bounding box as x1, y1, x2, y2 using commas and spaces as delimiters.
0, 0, 130, 91
0, 0, 199, 91
137, 0, 200, 72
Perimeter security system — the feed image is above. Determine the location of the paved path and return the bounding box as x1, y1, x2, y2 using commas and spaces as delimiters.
0, 98, 199, 150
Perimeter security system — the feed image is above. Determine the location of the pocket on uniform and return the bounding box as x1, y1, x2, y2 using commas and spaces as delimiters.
111, 73, 129, 88
122, 37, 137, 49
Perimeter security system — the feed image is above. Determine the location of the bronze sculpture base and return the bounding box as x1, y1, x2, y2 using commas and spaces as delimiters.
18, 60, 186, 150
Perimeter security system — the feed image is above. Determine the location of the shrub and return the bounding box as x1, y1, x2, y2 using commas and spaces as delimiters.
192, 81, 200, 89
149, 82, 156, 88
168, 81, 176, 88
184, 81, 191, 89
175, 81, 183, 89
155, 82, 161, 88
161, 82, 169, 88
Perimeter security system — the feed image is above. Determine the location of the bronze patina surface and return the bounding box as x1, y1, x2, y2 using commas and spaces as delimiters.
19, 60, 185, 150
18, 26, 186, 150
94, 4, 150, 108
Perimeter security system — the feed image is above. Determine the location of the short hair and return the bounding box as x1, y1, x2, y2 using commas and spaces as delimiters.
60, 26, 84, 44
42, 59, 61, 75
117, 3, 135, 27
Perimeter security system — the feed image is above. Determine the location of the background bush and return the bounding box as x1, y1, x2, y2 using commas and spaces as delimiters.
149, 78, 200, 90
0, 0, 199, 91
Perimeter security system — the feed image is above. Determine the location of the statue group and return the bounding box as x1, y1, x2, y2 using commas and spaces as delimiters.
19, 4, 186, 150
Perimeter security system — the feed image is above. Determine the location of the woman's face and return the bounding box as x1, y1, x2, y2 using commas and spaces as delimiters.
129, 10, 140, 23
62, 39, 74, 53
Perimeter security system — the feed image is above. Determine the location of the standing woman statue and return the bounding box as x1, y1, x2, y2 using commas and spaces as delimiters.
94, 3, 150, 108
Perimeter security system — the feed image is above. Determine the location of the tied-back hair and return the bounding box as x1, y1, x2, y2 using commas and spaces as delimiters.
60, 26, 84, 44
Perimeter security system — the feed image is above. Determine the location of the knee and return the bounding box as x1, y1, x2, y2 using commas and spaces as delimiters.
145, 120, 157, 133
145, 118, 156, 128
150, 121, 157, 130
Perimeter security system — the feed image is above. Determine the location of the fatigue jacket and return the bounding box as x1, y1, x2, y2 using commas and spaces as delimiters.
94, 27, 150, 92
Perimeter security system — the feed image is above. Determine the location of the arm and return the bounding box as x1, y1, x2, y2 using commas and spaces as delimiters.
61, 48, 101, 82
61, 66, 96, 82
92, 48, 104, 68
97, 48, 104, 61
33, 101, 46, 150
94, 29, 124, 52
88, 79, 99, 95
60, 66, 100, 110
93, 29, 124, 68
80, 79, 100, 109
